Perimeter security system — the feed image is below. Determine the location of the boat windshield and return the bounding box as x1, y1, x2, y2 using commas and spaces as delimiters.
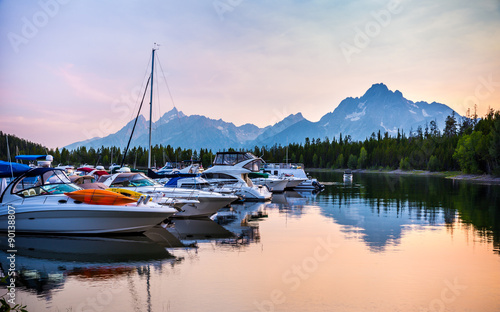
12, 169, 81, 197
111, 173, 160, 187
213, 153, 256, 166
243, 159, 263, 172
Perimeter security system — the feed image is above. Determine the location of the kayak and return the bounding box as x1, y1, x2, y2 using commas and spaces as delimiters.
65, 189, 138, 205
107, 188, 151, 201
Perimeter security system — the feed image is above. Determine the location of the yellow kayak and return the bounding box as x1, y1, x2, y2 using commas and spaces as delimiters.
107, 188, 152, 201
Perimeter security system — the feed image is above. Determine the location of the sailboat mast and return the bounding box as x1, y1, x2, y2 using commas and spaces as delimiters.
148, 47, 156, 169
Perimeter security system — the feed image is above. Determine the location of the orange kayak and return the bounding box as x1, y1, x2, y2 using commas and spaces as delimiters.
65, 189, 138, 206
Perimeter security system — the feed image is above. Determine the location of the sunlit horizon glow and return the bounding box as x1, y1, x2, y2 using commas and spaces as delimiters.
1, 0, 499, 149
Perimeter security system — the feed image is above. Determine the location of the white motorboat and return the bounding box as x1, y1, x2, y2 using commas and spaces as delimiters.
248, 172, 289, 193
202, 152, 272, 201
101, 172, 238, 218
54, 164, 75, 175
280, 174, 307, 189
155, 162, 181, 175
0, 168, 177, 234
162, 174, 238, 199
261, 163, 323, 190
343, 169, 353, 182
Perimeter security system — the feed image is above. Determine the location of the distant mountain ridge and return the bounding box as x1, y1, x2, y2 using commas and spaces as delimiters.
64, 83, 459, 151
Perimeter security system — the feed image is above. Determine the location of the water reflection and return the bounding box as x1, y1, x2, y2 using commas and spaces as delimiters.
211, 202, 267, 247
0, 235, 181, 299
165, 219, 234, 240
314, 171, 500, 254
268, 191, 315, 218
4, 177, 500, 311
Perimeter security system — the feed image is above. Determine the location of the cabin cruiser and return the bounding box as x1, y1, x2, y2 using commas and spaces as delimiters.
0, 168, 177, 234
201, 152, 272, 201
261, 163, 323, 190
148, 161, 203, 186
100, 172, 238, 218
153, 162, 235, 194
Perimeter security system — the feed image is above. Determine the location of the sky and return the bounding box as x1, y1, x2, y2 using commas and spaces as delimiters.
1, 0, 499, 149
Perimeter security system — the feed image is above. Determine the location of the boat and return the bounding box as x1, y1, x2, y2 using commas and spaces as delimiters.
261, 163, 323, 190
69, 175, 108, 189
77, 166, 109, 177
148, 162, 181, 178
54, 164, 76, 174
248, 172, 288, 193
0, 161, 32, 195
279, 174, 307, 189
0, 168, 178, 234
15, 154, 54, 168
343, 169, 353, 182
0, 160, 31, 177
201, 152, 273, 201
101, 172, 238, 218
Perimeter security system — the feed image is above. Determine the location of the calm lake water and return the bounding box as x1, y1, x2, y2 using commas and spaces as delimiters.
2, 172, 500, 312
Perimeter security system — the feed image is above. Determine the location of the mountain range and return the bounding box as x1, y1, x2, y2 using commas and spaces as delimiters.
64, 83, 458, 151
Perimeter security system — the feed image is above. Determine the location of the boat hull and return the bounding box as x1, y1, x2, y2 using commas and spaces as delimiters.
251, 178, 288, 193
283, 178, 306, 189
294, 179, 322, 190
172, 196, 235, 218
0, 203, 176, 234
237, 185, 272, 201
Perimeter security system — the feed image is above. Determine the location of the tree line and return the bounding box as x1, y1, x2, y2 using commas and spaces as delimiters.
259, 108, 499, 175
1, 108, 499, 175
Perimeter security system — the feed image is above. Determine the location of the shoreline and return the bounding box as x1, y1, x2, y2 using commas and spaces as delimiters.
307, 168, 500, 184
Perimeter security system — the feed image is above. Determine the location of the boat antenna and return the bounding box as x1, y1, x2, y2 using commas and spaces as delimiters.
148, 44, 159, 169
121, 75, 151, 169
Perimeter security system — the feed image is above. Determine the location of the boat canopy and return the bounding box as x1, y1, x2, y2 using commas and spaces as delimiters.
15, 155, 51, 161
77, 167, 95, 173
0, 161, 31, 178
110, 173, 160, 187
6, 168, 80, 199
213, 152, 256, 166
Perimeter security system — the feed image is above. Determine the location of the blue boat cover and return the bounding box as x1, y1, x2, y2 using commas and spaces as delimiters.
15, 155, 48, 161
0, 161, 32, 178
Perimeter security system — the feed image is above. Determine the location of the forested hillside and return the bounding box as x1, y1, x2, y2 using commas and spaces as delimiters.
0, 131, 48, 160
2, 109, 499, 175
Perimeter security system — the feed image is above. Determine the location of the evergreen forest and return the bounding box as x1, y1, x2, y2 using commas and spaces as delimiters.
1, 109, 499, 176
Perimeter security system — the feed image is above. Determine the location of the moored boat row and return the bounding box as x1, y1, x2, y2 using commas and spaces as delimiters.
0, 152, 323, 235
0, 49, 322, 235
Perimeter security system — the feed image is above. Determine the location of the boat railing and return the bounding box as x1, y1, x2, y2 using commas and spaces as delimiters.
262, 163, 305, 170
